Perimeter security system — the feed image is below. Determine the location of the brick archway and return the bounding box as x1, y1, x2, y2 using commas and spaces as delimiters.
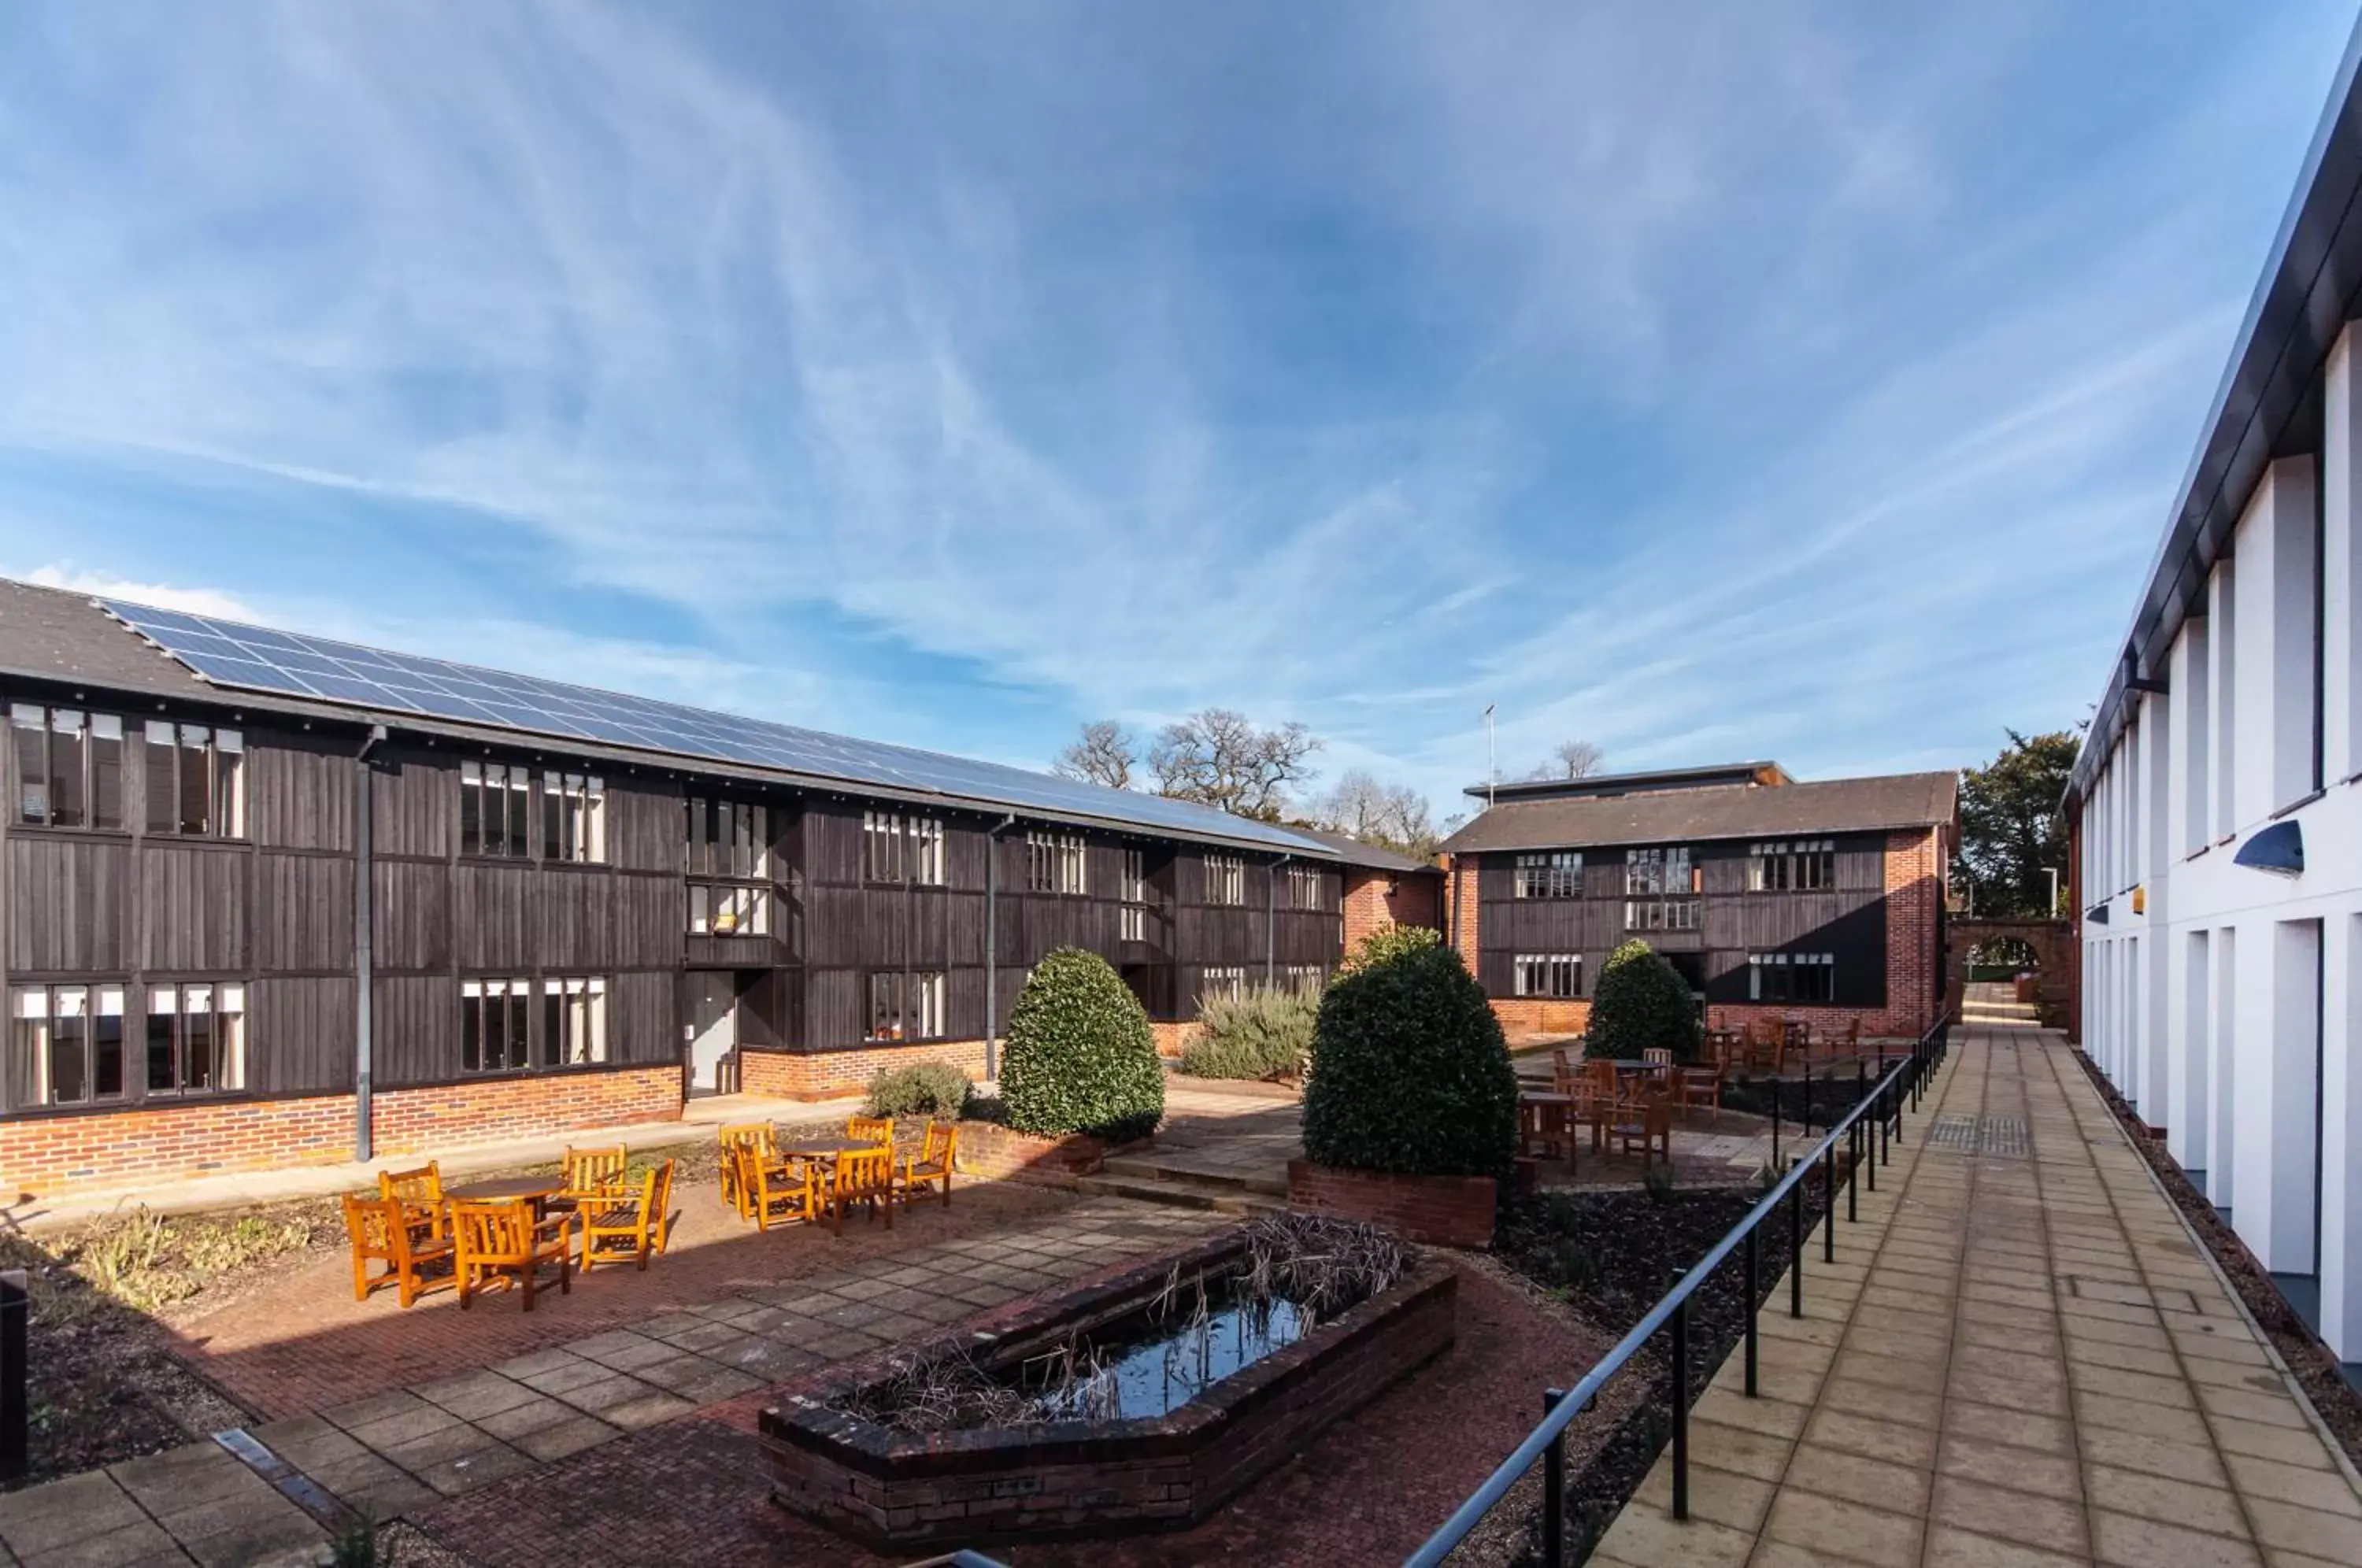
1945, 917, 2073, 1026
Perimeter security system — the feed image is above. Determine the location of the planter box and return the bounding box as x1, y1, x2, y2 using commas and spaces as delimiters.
955, 1122, 1113, 1183
1287, 1160, 1498, 1249
761, 1233, 1457, 1548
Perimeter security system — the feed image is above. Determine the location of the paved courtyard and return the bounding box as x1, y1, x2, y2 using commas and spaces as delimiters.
1596, 1022, 2362, 1568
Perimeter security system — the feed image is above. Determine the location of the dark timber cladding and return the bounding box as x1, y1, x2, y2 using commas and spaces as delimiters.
0, 578, 1346, 1129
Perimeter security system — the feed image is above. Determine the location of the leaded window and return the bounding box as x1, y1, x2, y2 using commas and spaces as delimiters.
1513, 852, 1581, 899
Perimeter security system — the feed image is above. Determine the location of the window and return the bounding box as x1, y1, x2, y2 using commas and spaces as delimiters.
864, 812, 945, 884
541, 977, 608, 1066
1514, 852, 1582, 900
144, 982, 245, 1094
1027, 832, 1087, 895
689, 883, 769, 936
1749, 952, 1834, 1004
1512, 953, 1582, 998
460, 761, 531, 857
1120, 849, 1147, 941
541, 773, 606, 863
1282, 963, 1324, 996
13, 704, 127, 830
685, 796, 767, 879
12, 984, 125, 1105
1623, 846, 1696, 895
1283, 864, 1323, 911
1624, 900, 1701, 932
1748, 840, 1834, 892
461, 978, 535, 1073
1198, 966, 1246, 1006
867, 971, 946, 1041
1205, 854, 1245, 906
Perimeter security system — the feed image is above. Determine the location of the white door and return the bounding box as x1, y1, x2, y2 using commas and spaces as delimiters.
688, 973, 736, 1094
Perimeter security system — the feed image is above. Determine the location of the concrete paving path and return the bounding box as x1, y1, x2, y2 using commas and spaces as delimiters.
1597, 1023, 2362, 1568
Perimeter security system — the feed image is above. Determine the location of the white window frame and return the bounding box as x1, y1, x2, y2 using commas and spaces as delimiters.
12, 982, 128, 1106
1198, 966, 1247, 1006
1747, 839, 1834, 893
866, 970, 946, 1041
1748, 952, 1834, 1004
1281, 963, 1324, 996
689, 882, 769, 936
541, 772, 606, 864
1513, 852, 1582, 900
459, 760, 531, 858
864, 811, 946, 885
1283, 863, 1322, 911
143, 981, 245, 1096
461, 978, 535, 1073
1027, 831, 1087, 895
1205, 854, 1246, 907
142, 719, 243, 839
541, 976, 609, 1065
1512, 953, 1582, 999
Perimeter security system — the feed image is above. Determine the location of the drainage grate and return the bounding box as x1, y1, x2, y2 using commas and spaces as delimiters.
1926, 1114, 2030, 1157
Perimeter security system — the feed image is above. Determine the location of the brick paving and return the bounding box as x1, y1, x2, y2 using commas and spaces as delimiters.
1594, 1022, 2362, 1568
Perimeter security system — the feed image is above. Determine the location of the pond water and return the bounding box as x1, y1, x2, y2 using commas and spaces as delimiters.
1018, 1291, 1311, 1420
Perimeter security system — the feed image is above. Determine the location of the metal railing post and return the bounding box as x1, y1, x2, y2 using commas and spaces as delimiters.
1823, 1140, 1836, 1263
1771, 1082, 1782, 1169
1670, 1301, 1690, 1521
1847, 1122, 1860, 1222
1867, 1106, 1878, 1192
1744, 1225, 1760, 1396
0, 1269, 24, 1483
1881, 1087, 1891, 1167
1542, 1388, 1567, 1568
1790, 1178, 1804, 1317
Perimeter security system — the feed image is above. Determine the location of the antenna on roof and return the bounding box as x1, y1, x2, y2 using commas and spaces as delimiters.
1483, 704, 1496, 810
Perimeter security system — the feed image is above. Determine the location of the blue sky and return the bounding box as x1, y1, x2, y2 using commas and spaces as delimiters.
0, 3, 2354, 815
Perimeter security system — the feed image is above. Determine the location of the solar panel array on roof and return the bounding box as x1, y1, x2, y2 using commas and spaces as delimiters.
97, 599, 1335, 855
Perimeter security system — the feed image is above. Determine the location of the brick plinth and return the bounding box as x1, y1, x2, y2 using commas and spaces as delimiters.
953, 1122, 1113, 1183
739, 1040, 991, 1100
1490, 997, 1593, 1039
1150, 1022, 1201, 1060
371, 1066, 681, 1156
1285, 1161, 1498, 1248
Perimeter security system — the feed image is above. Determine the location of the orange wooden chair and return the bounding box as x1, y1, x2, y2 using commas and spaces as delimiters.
581, 1160, 675, 1270
555, 1145, 629, 1209
736, 1145, 819, 1231
1611, 1092, 1675, 1167
896, 1120, 958, 1208
846, 1115, 894, 1147
342, 1193, 453, 1309
719, 1123, 776, 1218
1675, 1061, 1723, 1124
377, 1162, 446, 1241
451, 1199, 572, 1311
824, 1147, 898, 1234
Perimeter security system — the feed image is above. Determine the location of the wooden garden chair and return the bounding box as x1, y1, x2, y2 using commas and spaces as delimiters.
451, 1199, 572, 1311
1610, 1092, 1675, 1167
896, 1119, 958, 1209
718, 1122, 776, 1218
342, 1193, 453, 1309
1549, 1048, 1579, 1094
823, 1146, 898, 1234
846, 1114, 894, 1148
1675, 1061, 1723, 1124
377, 1162, 446, 1241
581, 1159, 676, 1271
554, 1145, 629, 1209
735, 1144, 818, 1231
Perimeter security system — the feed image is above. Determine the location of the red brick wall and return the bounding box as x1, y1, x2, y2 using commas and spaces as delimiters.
1150, 1021, 1201, 1060
1490, 997, 1593, 1037
1286, 1159, 1497, 1248
1341, 868, 1443, 954
739, 1039, 992, 1100
0, 1066, 685, 1201
1448, 856, 1479, 971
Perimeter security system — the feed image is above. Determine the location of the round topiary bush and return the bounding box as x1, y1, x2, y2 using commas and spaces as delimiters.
1000, 947, 1164, 1144
1585, 938, 1703, 1062
1337, 921, 1443, 976
1302, 941, 1519, 1179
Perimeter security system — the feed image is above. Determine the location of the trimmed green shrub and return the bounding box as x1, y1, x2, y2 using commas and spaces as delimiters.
1301, 941, 1519, 1178
1338, 922, 1444, 976
1585, 938, 1703, 1062
1001, 947, 1164, 1144
1180, 986, 1317, 1080
864, 1060, 972, 1121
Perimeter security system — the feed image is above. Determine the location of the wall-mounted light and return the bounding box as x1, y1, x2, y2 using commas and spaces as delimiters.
2231, 820, 2304, 878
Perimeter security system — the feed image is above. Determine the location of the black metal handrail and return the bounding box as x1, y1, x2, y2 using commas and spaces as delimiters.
1406, 1019, 1950, 1567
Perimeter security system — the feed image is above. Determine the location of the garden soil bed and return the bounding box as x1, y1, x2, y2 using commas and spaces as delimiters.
2066, 1048, 2362, 1474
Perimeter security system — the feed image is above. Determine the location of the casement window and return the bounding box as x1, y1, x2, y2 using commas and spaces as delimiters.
1205, 854, 1246, 906
541, 773, 606, 864
1027, 831, 1087, 895
1513, 851, 1582, 900
12, 704, 126, 830
689, 883, 769, 936
685, 796, 767, 879
1283, 864, 1323, 911
864, 811, 945, 885
867, 971, 946, 1041
144, 982, 245, 1095
1624, 899, 1701, 932
1282, 963, 1324, 996
12, 984, 126, 1106
1749, 952, 1834, 1004
461, 978, 535, 1073
1512, 953, 1582, 999
460, 761, 532, 857
1623, 846, 1697, 896
541, 977, 608, 1066
1748, 840, 1834, 893
1198, 966, 1246, 1006
1119, 849, 1147, 941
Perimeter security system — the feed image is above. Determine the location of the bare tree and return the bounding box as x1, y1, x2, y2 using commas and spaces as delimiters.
1310, 769, 1438, 859
1148, 708, 1322, 821
1052, 719, 1138, 790
1520, 738, 1606, 782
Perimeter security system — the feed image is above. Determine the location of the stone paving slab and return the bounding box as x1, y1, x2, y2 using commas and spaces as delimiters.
1594, 1023, 2362, 1568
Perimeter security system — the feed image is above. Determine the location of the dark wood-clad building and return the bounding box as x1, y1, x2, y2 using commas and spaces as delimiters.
0, 579, 1367, 1198
1439, 763, 1958, 1041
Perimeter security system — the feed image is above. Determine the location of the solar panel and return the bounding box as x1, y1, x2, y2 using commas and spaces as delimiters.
98, 598, 1336, 855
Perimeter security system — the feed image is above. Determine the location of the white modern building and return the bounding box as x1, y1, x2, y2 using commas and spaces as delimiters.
2068, 29, 2362, 1385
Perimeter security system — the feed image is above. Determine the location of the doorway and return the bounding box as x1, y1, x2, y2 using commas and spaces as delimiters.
687, 972, 740, 1096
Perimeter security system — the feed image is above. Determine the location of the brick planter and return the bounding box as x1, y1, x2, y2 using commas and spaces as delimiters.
953, 1122, 1114, 1184
761, 1234, 1457, 1548
1286, 1160, 1498, 1248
